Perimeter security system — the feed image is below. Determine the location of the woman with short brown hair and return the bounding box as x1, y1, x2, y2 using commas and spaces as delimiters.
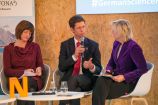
3, 20, 44, 105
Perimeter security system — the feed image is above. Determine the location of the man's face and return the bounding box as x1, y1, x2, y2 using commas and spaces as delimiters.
71, 21, 86, 38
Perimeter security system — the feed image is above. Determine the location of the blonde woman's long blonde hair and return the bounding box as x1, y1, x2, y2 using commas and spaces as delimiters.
112, 19, 133, 42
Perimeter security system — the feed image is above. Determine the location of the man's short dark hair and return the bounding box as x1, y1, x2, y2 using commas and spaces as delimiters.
15, 20, 34, 42
69, 15, 85, 28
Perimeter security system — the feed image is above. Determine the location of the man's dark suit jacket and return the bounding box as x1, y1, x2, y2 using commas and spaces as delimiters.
58, 37, 102, 82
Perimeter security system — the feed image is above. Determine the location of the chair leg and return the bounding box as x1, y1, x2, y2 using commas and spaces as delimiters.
107, 100, 112, 105
11, 102, 15, 105
48, 101, 53, 105
131, 97, 148, 105
1, 104, 7, 105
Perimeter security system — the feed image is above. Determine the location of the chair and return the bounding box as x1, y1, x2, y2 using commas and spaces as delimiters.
51, 68, 63, 89
0, 67, 9, 95
39, 64, 51, 92
108, 61, 154, 105
0, 64, 51, 95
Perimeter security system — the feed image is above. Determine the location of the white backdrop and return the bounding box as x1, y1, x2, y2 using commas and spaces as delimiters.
76, 0, 158, 14
0, 0, 35, 71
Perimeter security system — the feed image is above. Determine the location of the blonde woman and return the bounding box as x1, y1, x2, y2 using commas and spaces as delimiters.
92, 19, 147, 105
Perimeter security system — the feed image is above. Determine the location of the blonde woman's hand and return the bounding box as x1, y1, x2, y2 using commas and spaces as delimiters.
112, 75, 125, 82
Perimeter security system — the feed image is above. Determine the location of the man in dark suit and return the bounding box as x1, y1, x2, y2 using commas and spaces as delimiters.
58, 15, 102, 105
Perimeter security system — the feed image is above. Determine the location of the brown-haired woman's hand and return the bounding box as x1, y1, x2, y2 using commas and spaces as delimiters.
35, 67, 42, 76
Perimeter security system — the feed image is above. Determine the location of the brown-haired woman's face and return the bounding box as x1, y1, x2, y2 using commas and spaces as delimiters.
20, 29, 31, 42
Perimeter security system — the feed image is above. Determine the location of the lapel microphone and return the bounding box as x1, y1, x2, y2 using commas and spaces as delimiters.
80, 37, 84, 58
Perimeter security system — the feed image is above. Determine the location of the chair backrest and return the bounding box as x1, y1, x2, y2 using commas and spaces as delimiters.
0, 54, 3, 72
40, 64, 51, 92
0, 67, 9, 95
126, 61, 154, 97
52, 68, 63, 89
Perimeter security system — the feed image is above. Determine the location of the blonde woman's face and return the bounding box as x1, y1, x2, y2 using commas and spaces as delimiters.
111, 25, 122, 40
